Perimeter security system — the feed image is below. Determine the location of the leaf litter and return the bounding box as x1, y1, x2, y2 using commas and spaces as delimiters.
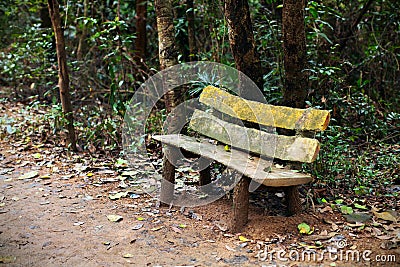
0, 101, 399, 266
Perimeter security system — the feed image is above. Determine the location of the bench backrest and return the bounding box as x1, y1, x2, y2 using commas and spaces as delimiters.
189, 86, 330, 163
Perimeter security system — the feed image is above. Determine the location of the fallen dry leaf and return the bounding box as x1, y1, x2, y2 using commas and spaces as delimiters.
373, 210, 398, 223
107, 215, 123, 222
18, 171, 38, 180
151, 226, 164, 231
239, 236, 250, 242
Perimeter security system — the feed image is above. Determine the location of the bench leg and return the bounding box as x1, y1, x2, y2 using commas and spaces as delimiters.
199, 166, 211, 186
160, 154, 175, 205
232, 176, 251, 232
285, 185, 302, 215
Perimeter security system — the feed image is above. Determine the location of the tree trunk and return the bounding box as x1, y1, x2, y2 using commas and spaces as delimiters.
155, 0, 179, 111
77, 0, 89, 60
135, 0, 147, 59
232, 176, 251, 232
48, 0, 77, 151
282, 0, 308, 108
186, 0, 197, 61
224, 0, 263, 94
155, 0, 179, 205
281, 0, 308, 214
284, 185, 302, 215
338, 0, 374, 52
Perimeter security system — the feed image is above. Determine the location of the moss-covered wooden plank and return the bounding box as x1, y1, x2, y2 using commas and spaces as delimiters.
199, 86, 330, 131
152, 134, 313, 186
190, 110, 320, 163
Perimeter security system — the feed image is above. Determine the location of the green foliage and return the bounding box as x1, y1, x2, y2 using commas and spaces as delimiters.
0, 0, 399, 199
1, 25, 55, 88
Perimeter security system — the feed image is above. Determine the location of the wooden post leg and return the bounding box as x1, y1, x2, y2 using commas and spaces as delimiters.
160, 154, 175, 205
232, 176, 251, 232
285, 185, 302, 215
199, 166, 211, 186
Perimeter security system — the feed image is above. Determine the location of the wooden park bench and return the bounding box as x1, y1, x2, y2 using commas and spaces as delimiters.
153, 85, 330, 231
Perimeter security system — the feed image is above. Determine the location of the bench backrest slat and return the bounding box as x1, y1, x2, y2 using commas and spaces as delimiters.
199, 86, 330, 131
190, 110, 320, 163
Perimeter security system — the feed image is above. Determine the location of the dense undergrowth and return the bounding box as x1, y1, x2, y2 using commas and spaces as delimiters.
0, 0, 399, 199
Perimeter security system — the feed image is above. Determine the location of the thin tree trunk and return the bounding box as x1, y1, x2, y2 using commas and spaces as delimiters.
224, 0, 264, 94
48, 0, 77, 151
187, 0, 197, 61
155, 0, 179, 205
77, 0, 89, 60
282, 0, 308, 108
338, 0, 374, 52
135, 0, 147, 59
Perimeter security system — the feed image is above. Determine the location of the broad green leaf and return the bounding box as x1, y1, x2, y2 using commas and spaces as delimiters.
298, 222, 313, 234
335, 199, 344, 204
115, 158, 128, 167
354, 203, 368, 210
340, 205, 354, 215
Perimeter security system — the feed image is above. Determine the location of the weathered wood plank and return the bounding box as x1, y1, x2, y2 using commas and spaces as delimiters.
190, 110, 320, 163
199, 86, 330, 131
152, 134, 313, 186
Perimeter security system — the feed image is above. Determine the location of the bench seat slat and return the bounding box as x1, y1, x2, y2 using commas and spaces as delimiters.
152, 134, 313, 187
190, 110, 320, 163
200, 86, 330, 131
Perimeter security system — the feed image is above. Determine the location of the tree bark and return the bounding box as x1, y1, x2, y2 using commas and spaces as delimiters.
284, 185, 302, 215
48, 0, 77, 151
232, 176, 251, 232
135, 0, 147, 59
281, 0, 308, 214
155, 0, 179, 111
186, 0, 197, 61
155, 0, 179, 205
76, 0, 89, 60
282, 0, 308, 109
224, 0, 263, 94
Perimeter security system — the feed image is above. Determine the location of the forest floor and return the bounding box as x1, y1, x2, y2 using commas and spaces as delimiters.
0, 100, 399, 267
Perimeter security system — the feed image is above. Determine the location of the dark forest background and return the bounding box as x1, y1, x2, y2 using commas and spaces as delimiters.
0, 0, 399, 199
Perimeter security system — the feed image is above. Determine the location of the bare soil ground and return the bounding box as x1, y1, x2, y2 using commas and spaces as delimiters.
0, 101, 399, 267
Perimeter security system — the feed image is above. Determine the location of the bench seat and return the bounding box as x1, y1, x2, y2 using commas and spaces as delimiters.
153, 134, 312, 186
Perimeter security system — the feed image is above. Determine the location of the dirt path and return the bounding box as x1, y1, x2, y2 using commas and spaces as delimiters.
1, 146, 398, 267
0, 102, 399, 266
